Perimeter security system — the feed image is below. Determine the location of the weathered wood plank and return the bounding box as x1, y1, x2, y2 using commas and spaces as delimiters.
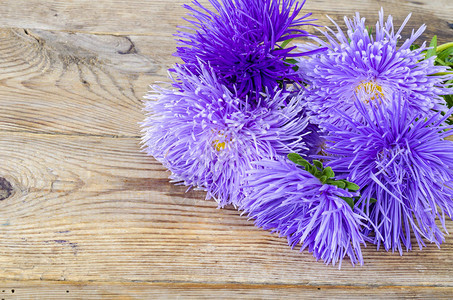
0, 281, 452, 299
0, 0, 452, 297
0, 0, 451, 42
0, 28, 173, 137
0, 132, 452, 286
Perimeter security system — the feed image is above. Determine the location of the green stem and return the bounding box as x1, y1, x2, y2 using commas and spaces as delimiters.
437, 42, 453, 53
432, 72, 453, 76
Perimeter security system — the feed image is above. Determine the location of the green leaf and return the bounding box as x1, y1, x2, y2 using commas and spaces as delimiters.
435, 58, 448, 66
345, 181, 360, 191
312, 166, 324, 178
287, 153, 304, 164
444, 94, 453, 108
410, 44, 420, 51
366, 26, 373, 37
341, 197, 355, 209
324, 166, 335, 179
437, 47, 453, 61
434, 57, 447, 66
280, 38, 294, 49
369, 198, 377, 204
330, 181, 346, 189
288, 154, 362, 198
284, 58, 298, 65
426, 35, 438, 59
313, 160, 323, 169
315, 169, 324, 178
287, 153, 310, 170
436, 42, 453, 53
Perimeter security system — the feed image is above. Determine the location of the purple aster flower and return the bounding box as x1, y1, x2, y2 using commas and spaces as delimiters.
323, 95, 453, 254
242, 159, 366, 267
302, 122, 325, 159
175, 0, 321, 97
142, 64, 313, 207
297, 9, 453, 128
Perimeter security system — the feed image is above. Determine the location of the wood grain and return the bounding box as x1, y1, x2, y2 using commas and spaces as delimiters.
0, 0, 451, 42
0, 28, 171, 137
0, 0, 452, 298
0, 281, 453, 299
0, 133, 452, 286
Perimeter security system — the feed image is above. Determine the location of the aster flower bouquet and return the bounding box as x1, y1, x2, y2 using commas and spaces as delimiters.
142, 0, 453, 268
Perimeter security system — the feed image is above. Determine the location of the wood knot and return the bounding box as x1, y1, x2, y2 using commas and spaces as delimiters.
0, 177, 13, 200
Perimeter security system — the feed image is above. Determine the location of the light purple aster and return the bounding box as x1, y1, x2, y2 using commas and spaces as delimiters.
297, 9, 453, 128
142, 65, 314, 207
242, 159, 366, 267
175, 0, 321, 97
323, 96, 453, 254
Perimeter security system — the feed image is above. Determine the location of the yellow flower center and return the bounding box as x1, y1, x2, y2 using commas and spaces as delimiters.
355, 80, 384, 103
213, 140, 226, 151
212, 131, 230, 151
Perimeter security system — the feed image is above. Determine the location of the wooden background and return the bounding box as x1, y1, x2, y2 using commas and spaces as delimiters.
0, 0, 452, 298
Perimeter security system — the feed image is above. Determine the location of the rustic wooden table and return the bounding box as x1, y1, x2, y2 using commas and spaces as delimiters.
0, 0, 452, 298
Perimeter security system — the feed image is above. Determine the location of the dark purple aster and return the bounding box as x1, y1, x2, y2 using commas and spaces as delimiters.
242, 159, 366, 267
175, 0, 320, 97
323, 96, 453, 254
297, 9, 453, 128
142, 65, 314, 207
302, 122, 325, 159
